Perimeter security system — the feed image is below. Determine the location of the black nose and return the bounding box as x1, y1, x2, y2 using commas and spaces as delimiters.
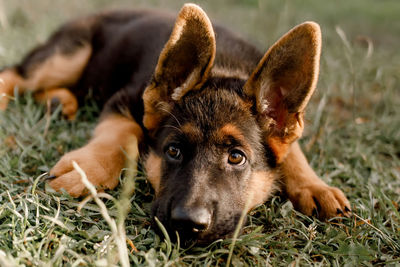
171, 206, 211, 232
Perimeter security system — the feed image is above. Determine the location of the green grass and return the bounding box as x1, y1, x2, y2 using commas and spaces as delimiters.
1, 0, 399, 265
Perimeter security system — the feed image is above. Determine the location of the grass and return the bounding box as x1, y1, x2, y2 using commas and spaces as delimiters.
0, 0, 399, 265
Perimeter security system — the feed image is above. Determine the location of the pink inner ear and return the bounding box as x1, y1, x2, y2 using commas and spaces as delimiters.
263, 86, 289, 131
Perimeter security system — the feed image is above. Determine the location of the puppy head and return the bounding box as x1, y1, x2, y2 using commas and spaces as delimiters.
142, 4, 321, 244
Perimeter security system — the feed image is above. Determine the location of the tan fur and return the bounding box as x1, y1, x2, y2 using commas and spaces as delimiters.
0, 45, 91, 111
181, 122, 202, 141
142, 86, 166, 132
218, 124, 252, 156
34, 88, 78, 120
267, 136, 292, 164
281, 142, 351, 218
144, 151, 162, 195
246, 171, 278, 210
22, 45, 92, 90
49, 114, 143, 197
269, 112, 305, 163
219, 124, 245, 141
143, 4, 216, 132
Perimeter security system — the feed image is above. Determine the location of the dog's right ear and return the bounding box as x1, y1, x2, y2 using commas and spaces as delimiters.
143, 4, 216, 132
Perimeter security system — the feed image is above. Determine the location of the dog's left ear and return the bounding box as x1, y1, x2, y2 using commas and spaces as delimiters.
244, 22, 321, 163
143, 4, 216, 132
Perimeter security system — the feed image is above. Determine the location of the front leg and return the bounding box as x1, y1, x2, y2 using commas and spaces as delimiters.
49, 114, 143, 197
281, 142, 351, 219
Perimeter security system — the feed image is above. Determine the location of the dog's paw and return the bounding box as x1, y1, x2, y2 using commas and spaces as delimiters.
48, 144, 123, 197
289, 183, 351, 219
34, 88, 78, 120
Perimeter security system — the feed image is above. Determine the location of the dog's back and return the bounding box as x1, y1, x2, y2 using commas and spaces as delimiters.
69, 10, 263, 110
9, 9, 263, 122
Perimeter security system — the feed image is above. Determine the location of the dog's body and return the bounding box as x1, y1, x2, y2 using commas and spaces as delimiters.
0, 4, 350, 243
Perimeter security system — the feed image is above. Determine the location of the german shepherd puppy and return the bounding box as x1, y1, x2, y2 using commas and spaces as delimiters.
0, 4, 351, 243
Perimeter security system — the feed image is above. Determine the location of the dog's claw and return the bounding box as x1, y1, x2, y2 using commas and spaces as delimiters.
50, 98, 61, 113
46, 174, 57, 180
337, 208, 344, 215
312, 208, 318, 217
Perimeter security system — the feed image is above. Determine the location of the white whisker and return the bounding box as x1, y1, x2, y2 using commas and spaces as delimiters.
157, 105, 182, 127
162, 124, 183, 133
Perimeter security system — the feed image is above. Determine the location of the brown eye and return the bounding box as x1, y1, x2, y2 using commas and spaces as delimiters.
228, 150, 246, 165
166, 145, 181, 160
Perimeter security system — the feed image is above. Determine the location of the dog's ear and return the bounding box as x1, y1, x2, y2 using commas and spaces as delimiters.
244, 22, 321, 162
143, 4, 216, 132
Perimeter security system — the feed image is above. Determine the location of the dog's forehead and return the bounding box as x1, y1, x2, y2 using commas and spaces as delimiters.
177, 79, 249, 124
165, 84, 261, 148
179, 120, 244, 141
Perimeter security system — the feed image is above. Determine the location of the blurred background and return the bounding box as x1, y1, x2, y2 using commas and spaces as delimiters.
0, 0, 399, 62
